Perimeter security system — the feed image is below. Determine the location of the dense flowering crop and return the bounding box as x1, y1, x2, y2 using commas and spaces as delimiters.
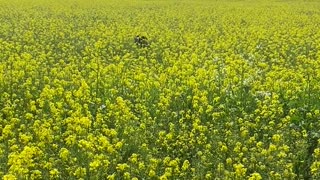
1, 0, 320, 179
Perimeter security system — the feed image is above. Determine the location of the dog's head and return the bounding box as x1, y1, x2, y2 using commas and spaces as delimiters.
134, 35, 149, 48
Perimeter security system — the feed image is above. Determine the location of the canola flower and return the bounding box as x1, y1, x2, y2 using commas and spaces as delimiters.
0, 0, 320, 179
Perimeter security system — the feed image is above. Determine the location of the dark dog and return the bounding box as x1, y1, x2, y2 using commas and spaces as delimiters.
134, 35, 149, 48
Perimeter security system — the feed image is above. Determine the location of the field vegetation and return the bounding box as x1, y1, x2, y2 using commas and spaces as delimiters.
1, 0, 320, 179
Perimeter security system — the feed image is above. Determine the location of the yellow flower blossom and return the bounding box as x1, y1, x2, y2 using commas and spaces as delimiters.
90, 160, 101, 171
148, 170, 156, 177
249, 172, 262, 180
269, 144, 277, 152
272, 134, 281, 143
59, 148, 70, 161
3, 174, 17, 180
123, 172, 130, 180
73, 167, 86, 178
233, 163, 247, 177
181, 160, 190, 171
116, 163, 129, 172
49, 169, 59, 178
314, 148, 320, 158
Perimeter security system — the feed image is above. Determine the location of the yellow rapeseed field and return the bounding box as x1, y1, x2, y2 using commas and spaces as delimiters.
1, 0, 320, 179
